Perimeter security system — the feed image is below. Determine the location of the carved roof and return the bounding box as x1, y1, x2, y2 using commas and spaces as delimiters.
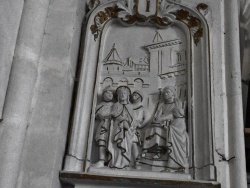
145, 39, 182, 50
153, 30, 163, 43
103, 43, 124, 66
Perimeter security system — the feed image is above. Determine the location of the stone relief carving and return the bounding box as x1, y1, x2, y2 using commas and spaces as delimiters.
90, 0, 204, 45
139, 86, 189, 173
108, 86, 140, 169
90, 24, 189, 173
196, 3, 209, 17
90, 6, 120, 40
92, 85, 189, 172
63, 0, 216, 182
174, 9, 203, 45
92, 87, 114, 168
88, 0, 100, 10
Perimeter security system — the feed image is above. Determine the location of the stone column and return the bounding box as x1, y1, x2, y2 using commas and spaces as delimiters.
224, 0, 247, 187
0, 0, 50, 187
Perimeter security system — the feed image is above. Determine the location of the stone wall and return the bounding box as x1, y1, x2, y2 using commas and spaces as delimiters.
0, 0, 248, 188
0, 0, 24, 119
0, 0, 86, 187
15, 0, 86, 188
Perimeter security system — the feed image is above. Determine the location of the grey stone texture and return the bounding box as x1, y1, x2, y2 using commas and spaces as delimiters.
0, 0, 24, 119
0, 0, 248, 188
0, 0, 51, 187
15, 0, 86, 188
224, 0, 247, 187
0, 0, 86, 186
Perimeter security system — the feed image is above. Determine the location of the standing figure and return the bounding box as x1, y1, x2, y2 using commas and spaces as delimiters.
92, 87, 114, 168
142, 86, 189, 172
130, 90, 150, 166
108, 86, 140, 169
131, 90, 149, 128
167, 106, 189, 172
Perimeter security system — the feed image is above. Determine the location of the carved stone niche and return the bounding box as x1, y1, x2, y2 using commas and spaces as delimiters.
62, 0, 218, 187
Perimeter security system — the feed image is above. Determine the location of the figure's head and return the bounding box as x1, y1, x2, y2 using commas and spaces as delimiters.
116, 86, 131, 104
163, 86, 176, 101
102, 87, 113, 102
131, 90, 144, 103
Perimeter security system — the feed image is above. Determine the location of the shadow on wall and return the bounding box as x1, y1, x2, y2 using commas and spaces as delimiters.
61, 182, 74, 188
240, 0, 250, 184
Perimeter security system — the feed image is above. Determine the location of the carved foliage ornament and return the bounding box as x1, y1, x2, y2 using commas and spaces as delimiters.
174, 9, 203, 45
116, 0, 176, 26
88, 0, 100, 10
90, 0, 205, 45
90, 6, 121, 40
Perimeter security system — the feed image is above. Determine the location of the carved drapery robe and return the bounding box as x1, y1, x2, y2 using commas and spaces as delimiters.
108, 102, 139, 169
167, 108, 189, 170
133, 105, 145, 125
95, 102, 114, 148
131, 105, 147, 163
142, 99, 189, 170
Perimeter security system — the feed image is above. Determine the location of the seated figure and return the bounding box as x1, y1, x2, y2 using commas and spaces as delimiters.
140, 86, 189, 172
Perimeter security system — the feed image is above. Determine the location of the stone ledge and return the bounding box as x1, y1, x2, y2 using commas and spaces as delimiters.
88, 166, 192, 181
60, 171, 221, 188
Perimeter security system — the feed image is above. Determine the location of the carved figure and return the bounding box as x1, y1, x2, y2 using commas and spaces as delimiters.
167, 106, 189, 172
130, 90, 149, 165
108, 86, 140, 169
142, 86, 189, 172
131, 90, 149, 127
92, 87, 114, 168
